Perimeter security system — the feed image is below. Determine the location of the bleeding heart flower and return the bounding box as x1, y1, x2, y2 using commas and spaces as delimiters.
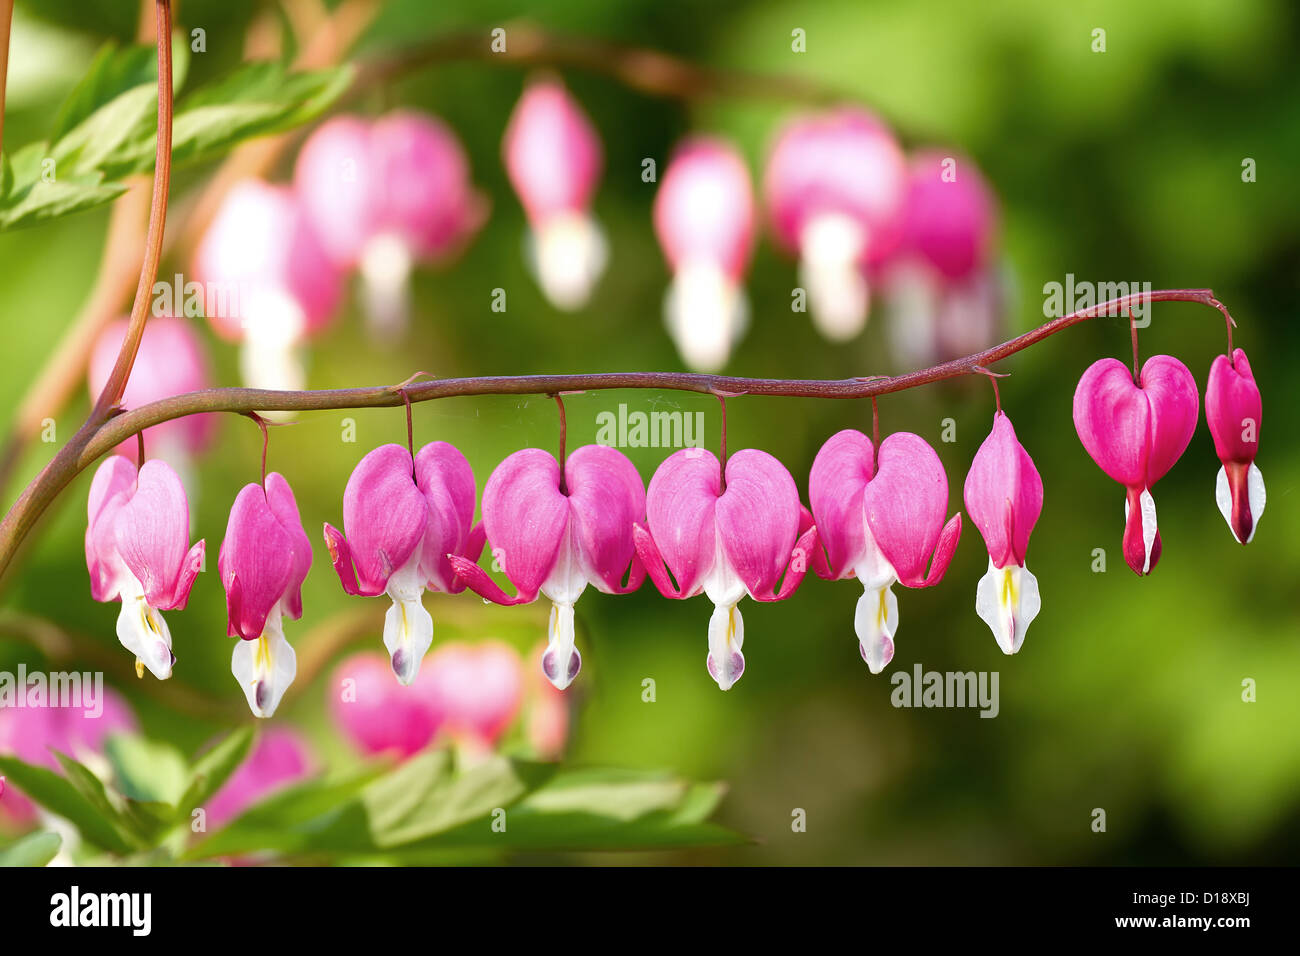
421, 641, 524, 753
652, 138, 756, 372
1206, 348, 1264, 544
503, 79, 606, 310
881, 152, 1004, 367
447, 445, 645, 690
764, 108, 907, 341
1073, 356, 1199, 575
633, 448, 817, 691
295, 112, 486, 341
809, 430, 962, 673
88, 316, 217, 465
194, 180, 343, 399
324, 443, 483, 685
0, 685, 136, 826
329, 652, 442, 758
218, 473, 313, 718
963, 412, 1043, 655
206, 727, 315, 830
85, 457, 205, 679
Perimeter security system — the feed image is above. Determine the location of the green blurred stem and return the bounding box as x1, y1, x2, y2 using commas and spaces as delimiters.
0, 289, 1236, 583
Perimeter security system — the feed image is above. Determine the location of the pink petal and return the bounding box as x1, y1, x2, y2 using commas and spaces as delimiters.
632, 522, 685, 599
477, 448, 570, 601
333, 444, 427, 597
565, 444, 646, 594
503, 80, 602, 223
207, 726, 315, 829
653, 138, 755, 280
644, 449, 721, 597
1206, 348, 1261, 465
897, 151, 998, 281
414, 441, 478, 593
716, 449, 800, 599
1072, 358, 1151, 488
864, 433, 956, 588
1141, 355, 1199, 485
219, 482, 296, 639
808, 429, 874, 579
85, 456, 138, 602
963, 412, 1042, 567
113, 459, 202, 610
264, 472, 313, 620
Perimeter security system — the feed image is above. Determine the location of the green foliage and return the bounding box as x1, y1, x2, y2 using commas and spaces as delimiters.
0, 36, 350, 230
0, 830, 63, 867
0, 731, 742, 865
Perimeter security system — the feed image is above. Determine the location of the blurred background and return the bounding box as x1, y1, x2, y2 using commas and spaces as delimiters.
1, 0, 1297, 864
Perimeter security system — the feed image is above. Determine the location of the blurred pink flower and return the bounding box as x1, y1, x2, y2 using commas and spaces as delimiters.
0, 685, 136, 825
422, 641, 524, 751
295, 112, 486, 340
206, 726, 315, 830
503, 79, 606, 310
88, 316, 217, 462
85, 457, 205, 680
193, 180, 343, 396
652, 138, 756, 371
330, 652, 441, 759
764, 107, 907, 341
882, 152, 1004, 367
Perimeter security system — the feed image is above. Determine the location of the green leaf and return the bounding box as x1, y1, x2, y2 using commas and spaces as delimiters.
104, 733, 189, 805
0, 755, 135, 855
177, 725, 257, 815
104, 62, 354, 177
0, 177, 128, 230
50, 35, 190, 143
0, 831, 63, 867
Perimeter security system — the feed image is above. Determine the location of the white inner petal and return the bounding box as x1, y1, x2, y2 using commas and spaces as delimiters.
529, 212, 607, 311
975, 557, 1040, 656
384, 551, 433, 685
799, 212, 870, 341
230, 604, 297, 718
854, 582, 898, 675
1247, 463, 1266, 543
359, 232, 414, 343
1139, 488, 1158, 573
706, 601, 745, 691
115, 572, 174, 680
663, 259, 749, 373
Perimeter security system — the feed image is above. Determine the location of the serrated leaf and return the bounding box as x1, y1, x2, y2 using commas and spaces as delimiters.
104, 62, 354, 177
0, 177, 128, 230
177, 725, 257, 815
0, 755, 135, 855
104, 733, 189, 806
0, 831, 63, 867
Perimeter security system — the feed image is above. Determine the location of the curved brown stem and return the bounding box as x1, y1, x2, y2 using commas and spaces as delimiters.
0, 289, 1236, 583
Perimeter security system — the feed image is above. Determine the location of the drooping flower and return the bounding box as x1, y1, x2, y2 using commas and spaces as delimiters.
85, 457, 205, 679
421, 641, 524, 752
0, 685, 136, 826
88, 316, 217, 466
503, 79, 606, 310
633, 448, 817, 690
294, 111, 486, 340
194, 180, 343, 399
1205, 348, 1264, 544
809, 430, 962, 673
218, 473, 313, 718
962, 412, 1043, 655
330, 652, 442, 759
1073, 356, 1199, 575
882, 151, 1004, 367
206, 727, 315, 830
324, 443, 483, 684
447, 445, 645, 690
763, 108, 907, 341
652, 138, 756, 372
